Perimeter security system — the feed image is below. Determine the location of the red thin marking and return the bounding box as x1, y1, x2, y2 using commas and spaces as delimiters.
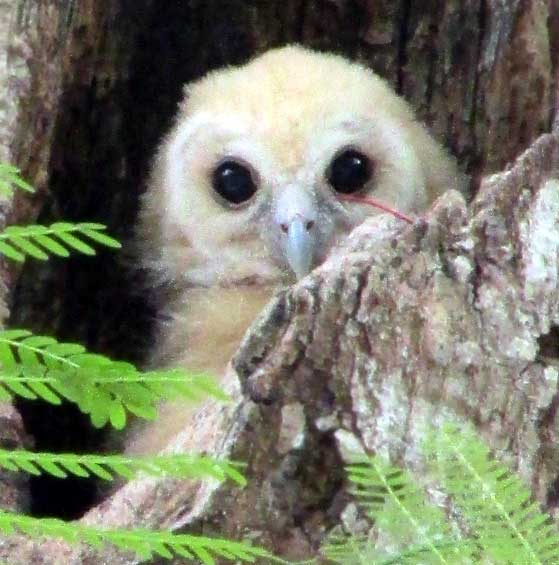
339, 195, 415, 224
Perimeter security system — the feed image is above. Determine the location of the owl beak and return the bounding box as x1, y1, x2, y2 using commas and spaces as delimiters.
274, 186, 318, 280
284, 215, 316, 279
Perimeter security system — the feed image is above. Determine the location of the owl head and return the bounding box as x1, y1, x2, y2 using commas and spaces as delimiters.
140, 45, 460, 288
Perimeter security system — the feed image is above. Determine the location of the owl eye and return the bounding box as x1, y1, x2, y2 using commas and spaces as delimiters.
211, 160, 257, 205
327, 149, 372, 194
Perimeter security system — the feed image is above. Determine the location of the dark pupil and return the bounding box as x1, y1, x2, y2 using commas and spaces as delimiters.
328, 150, 371, 194
212, 161, 257, 205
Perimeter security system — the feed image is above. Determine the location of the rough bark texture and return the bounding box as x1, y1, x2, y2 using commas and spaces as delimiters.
0, 0, 558, 563
2, 129, 558, 564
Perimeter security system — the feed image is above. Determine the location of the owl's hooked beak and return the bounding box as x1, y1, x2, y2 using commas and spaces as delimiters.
274, 185, 319, 280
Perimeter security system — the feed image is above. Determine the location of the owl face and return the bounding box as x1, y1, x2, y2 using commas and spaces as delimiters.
142, 46, 458, 288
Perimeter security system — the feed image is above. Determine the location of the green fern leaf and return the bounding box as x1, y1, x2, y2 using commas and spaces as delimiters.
14, 458, 41, 476
0, 163, 35, 197
192, 545, 213, 564
79, 226, 122, 248
5, 232, 49, 260
108, 400, 127, 429
0, 340, 19, 373
2, 379, 38, 400
0, 512, 281, 563
0, 449, 246, 486
60, 460, 90, 478
25, 380, 61, 404
32, 234, 71, 257
36, 460, 67, 478
49, 223, 96, 255
0, 223, 121, 262
44, 342, 86, 356
346, 455, 463, 563
143, 369, 230, 403
0, 329, 33, 340
82, 461, 114, 481
0, 330, 226, 429
20, 336, 58, 348
321, 530, 381, 564
425, 423, 559, 564
320, 453, 475, 565
108, 462, 135, 480
125, 400, 158, 420
323, 532, 473, 565
0, 241, 25, 261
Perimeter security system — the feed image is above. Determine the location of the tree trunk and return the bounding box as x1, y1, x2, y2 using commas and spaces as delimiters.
0, 0, 558, 563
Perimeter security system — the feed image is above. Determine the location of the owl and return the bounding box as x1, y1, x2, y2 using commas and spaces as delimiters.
132, 45, 461, 451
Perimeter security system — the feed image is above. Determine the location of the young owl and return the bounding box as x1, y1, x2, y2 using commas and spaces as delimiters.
134, 46, 460, 450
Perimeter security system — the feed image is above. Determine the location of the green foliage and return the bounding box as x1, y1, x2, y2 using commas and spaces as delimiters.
0, 165, 121, 262
0, 223, 121, 262
322, 454, 471, 564
0, 449, 246, 485
0, 164, 273, 563
321, 424, 559, 565
0, 163, 34, 197
0, 511, 281, 564
0, 329, 227, 429
425, 424, 559, 564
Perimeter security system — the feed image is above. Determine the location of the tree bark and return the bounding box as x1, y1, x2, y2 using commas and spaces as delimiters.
0, 0, 558, 563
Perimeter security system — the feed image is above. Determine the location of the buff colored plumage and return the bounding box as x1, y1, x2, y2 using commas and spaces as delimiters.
132, 45, 461, 452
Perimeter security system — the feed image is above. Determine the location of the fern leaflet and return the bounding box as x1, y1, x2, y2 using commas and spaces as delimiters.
0, 449, 245, 484
425, 423, 559, 564
0, 222, 121, 261
0, 163, 34, 197
0, 330, 227, 429
0, 511, 282, 563
323, 454, 469, 564
321, 530, 380, 564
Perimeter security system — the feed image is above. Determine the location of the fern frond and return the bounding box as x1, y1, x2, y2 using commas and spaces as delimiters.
425, 423, 559, 564
0, 330, 228, 429
0, 449, 246, 485
378, 540, 478, 565
0, 163, 34, 198
344, 454, 466, 564
321, 530, 381, 564
0, 222, 121, 261
323, 532, 475, 565
0, 511, 281, 563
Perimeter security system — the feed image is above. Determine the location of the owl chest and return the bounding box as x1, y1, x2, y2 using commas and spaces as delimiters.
162, 286, 276, 378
